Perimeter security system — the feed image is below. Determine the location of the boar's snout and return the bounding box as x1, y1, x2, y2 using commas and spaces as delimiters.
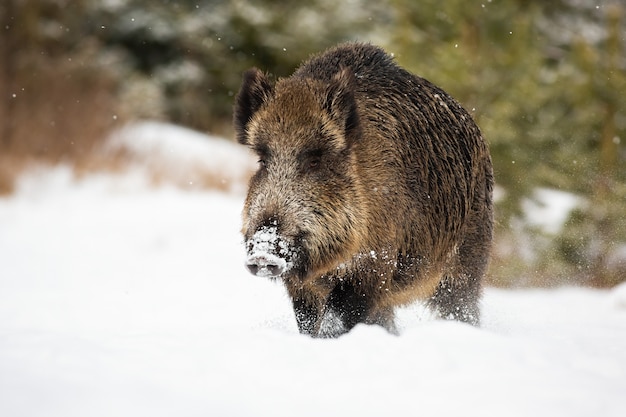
244, 224, 293, 278
245, 254, 286, 277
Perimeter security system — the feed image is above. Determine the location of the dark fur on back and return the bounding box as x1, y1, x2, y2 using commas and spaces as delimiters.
235, 43, 493, 337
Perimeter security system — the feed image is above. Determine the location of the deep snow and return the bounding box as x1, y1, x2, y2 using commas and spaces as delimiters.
1, 124, 625, 417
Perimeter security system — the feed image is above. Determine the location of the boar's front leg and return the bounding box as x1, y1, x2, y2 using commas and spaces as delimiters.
286, 283, 328, 336
316, 282, 369, 338
289, 282, 365, 338
291, 295, 322, 335
289, 281, 394, 337
319, 282, 398, 337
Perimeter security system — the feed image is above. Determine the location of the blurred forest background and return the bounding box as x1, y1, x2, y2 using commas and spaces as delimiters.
0, 0, 624, 287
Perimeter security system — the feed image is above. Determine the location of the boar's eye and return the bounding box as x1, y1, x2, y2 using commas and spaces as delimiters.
308, 156, 321, 170
302, 149, 323, 172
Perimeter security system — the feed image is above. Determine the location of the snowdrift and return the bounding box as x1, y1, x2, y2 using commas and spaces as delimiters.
105, 121, 256, 194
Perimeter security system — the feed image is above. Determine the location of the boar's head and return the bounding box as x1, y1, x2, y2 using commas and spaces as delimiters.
234, 67, 367, 282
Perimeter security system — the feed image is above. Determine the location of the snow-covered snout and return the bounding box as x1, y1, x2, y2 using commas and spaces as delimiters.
241, 175, 312, 280
245, 223, 293, 278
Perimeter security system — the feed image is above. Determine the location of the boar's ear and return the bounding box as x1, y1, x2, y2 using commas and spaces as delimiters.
324, 67, 361, 149
234, 68, 274, 145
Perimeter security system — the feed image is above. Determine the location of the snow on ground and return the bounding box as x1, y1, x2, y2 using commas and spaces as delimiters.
1, 125, 626, 417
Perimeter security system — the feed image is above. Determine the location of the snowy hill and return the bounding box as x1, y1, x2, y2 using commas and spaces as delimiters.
105, 121, 257, 194
1, 124, 625, 417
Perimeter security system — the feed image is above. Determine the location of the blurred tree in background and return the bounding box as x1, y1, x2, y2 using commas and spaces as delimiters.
384, 0, 626, 286
1, 0, 624, 286
0, 0, 119, 162
80, 0, 389, 132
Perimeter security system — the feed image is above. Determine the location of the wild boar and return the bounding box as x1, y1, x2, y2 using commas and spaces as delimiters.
234, 42, 493, 337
